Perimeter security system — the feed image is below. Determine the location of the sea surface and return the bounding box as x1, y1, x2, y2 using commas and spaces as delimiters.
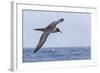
23, 47, 91, 63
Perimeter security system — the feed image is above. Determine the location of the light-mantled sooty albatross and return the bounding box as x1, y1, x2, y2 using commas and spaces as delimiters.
33, 18, 64, 53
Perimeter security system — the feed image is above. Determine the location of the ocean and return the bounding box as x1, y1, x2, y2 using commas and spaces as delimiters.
23, 47, 91, 63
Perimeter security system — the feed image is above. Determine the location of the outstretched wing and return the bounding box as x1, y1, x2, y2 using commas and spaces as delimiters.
34, 32, 49, 53
46, 18, 64, 29
46, 21, 57, 29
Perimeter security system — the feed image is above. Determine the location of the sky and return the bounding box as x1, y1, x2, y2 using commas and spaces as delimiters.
23, 10, 91, 48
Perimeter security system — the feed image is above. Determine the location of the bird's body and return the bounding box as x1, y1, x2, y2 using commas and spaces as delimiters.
33, 18, 64, 53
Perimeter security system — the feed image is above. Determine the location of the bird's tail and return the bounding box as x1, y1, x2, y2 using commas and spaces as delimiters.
34, 28, 45, 32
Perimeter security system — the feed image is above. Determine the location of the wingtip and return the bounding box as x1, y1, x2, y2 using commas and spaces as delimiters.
60, 18, 64, 22
33, 50, 37, 53
33, 49, 39, 53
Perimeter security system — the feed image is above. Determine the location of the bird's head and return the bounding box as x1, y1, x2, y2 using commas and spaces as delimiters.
56, 28, 62, 33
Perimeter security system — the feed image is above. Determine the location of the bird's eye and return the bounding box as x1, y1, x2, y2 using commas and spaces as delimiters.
57, 28, 59, 31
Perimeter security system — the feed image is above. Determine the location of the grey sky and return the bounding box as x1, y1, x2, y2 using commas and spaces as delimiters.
23, 10, 91, 48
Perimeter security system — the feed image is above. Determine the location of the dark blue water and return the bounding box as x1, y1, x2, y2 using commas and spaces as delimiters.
23, 47, 91, 63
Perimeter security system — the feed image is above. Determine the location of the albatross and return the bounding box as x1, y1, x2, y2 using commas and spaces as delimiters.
33, 18, 64, 53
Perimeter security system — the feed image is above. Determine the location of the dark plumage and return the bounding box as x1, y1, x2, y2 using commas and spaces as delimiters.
33, 18, 64, 53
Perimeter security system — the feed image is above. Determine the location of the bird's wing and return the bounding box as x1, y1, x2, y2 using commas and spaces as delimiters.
46, 21, 57, 29
34, 32, 49, 53
46, 18, 64, 29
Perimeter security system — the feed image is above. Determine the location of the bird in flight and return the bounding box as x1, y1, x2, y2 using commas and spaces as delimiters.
33, 18, 64, 53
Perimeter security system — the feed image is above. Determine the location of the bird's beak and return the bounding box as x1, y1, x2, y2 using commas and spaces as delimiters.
60, 31, 62, 33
